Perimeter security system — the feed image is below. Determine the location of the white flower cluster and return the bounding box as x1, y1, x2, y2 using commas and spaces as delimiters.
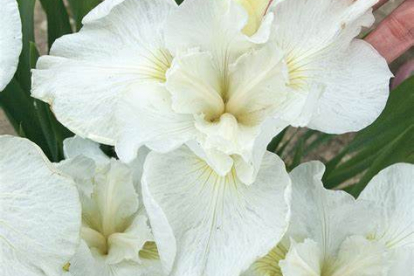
0, 0, 412, 275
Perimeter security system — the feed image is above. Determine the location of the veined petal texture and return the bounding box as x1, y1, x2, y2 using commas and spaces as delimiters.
0, 136, 81, 276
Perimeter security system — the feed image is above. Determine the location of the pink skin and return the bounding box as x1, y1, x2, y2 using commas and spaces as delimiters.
366, 0, 414, 64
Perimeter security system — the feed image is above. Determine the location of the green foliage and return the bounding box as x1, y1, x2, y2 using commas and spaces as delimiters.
38, 0, 72, 47
15, 0, 35, 92
67, 0, 102, 30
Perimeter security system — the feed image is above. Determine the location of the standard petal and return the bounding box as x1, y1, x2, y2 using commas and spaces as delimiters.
166, 50, 224, 118
107, 212, 153, 264
93, 160, 139, 236
359, 163, 414, 250
142, 146, 291, 276
32, 0, 176, 144
64, 136, 110, 165
233, 0, 272, 36
226, 41, 288, 126
233, 117, 288, 185
288, 161, 381, 256
271, 0, 392, 133
0, 0, 22, 91
165, 0, 251, 62
59, 136, 110, 197
279, 239, 322, 276
115, 82, 196, 162
280, 236, 390, 276
56, 155, 96, 197
0, 136, 81, 276
69, 242, 157, 276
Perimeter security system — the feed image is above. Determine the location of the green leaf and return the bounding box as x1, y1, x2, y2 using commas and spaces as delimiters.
303, 133, 333, 156
323, 76, 414, 194
15, 0, 36, 92
67, 0, 102, 30
288, 138, 304, 171
100, 144, 117, 158
267, 127, 288, 153
0, 79, 51, 157
38, 0, 72, 48
276, 128, 299, 157
348, 126, 414, 196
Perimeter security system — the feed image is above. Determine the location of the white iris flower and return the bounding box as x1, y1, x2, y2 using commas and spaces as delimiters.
57, 136, 163, 276
32, 0, 391, 185
0, 0, 22, 91
244, 162, 414, 276
0, 136, 81, 276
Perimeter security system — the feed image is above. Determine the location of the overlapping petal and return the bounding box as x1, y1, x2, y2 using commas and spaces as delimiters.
328, 236, 389, 276
0, 136, 81, 276
279, 239, 322, 276
142, 146, 291, 276
280, 236, 390, 276
115, 82, 197, 161
63, 135, 110, 164
288, 161, 380, 255
359, 163, 414, 275
165, 0, 251, 61
32, 0, 177, 145
0, 0, 22, 91
58, 137, 163, 276
270, 0, 392, 133
359, 163, 414, 250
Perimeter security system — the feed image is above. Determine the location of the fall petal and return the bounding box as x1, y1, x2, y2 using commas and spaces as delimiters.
32, 0, 176, 144
0, 0, 22, 91
142, 146, 291, 276
0, 136, 81, 276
